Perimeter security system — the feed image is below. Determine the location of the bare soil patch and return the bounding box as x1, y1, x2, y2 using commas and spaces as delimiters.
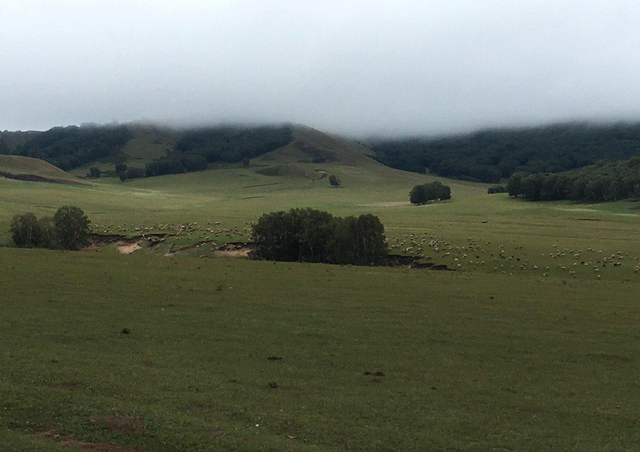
34, 430, 141, 451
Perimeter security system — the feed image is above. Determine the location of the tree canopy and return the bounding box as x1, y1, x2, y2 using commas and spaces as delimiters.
251, 208, 388, 266
372, 122, 640, 182
410, 181, 452, 205
506, 157, 640, 202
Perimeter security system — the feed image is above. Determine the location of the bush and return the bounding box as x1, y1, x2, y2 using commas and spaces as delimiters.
115, 162, 127, 173
251, 208, 388, 266
487, 185, 507, 194
54, 206, 91, 250
10, 213, 42, 248
409, 181, 451, 205
242, 157, 250, 167
89, 167, 101, 178
119, 167, 145, 181
329, 175, 340, 187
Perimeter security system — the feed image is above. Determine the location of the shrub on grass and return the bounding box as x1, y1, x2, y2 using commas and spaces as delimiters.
487, 185, 507, 194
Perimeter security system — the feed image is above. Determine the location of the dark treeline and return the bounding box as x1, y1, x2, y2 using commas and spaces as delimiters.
9, 125, 133, 171
507, 157, 640, 202
371, 123, 640, 183
143, 125, 294, 178
251, 208, 388, 266
2, 124, 294, 179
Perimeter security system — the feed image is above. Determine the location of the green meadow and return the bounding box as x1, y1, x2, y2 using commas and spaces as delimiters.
1, 126, 639, 450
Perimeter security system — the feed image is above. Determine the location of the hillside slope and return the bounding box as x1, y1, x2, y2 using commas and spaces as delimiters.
0, 155, 81, 184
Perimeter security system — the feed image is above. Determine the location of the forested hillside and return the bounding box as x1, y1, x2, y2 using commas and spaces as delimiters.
0, 124, 294, 179
371, 123, 640, 183
507, 157, 640, 202
6, 125, 133, 170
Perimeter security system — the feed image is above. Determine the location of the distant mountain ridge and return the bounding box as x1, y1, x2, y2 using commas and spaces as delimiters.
4, 121, 640, 183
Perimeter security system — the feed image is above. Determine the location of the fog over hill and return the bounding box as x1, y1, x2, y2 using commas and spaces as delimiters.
2, 1, 640, 136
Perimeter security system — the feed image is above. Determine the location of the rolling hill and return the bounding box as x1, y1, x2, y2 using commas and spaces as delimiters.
0, 155, 81, 184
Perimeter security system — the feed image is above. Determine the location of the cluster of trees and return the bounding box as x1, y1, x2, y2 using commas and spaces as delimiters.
144, 153, 208, 177
409, 181, 452, 204
372, 123, 640, 182
10, 206, 91, 250
251, 208, 388, 266
2, 124, 293, 180
174, 125, 293, 163
12, 125, 133, 170
136, 125, 293, 179
507, 157, 640, 202
487, 185, 507, 194
119, 167, 145, 181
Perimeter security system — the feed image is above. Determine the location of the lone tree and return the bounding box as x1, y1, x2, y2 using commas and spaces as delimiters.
410, 181, 451, 205
10, 213, 42, 248
329, 175, 340, 187
89, 167, 101, 178
242, 157, 250, 167
54, 206, 91, 250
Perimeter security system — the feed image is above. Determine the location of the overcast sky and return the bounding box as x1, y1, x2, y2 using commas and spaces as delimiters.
2, 1, 640, 136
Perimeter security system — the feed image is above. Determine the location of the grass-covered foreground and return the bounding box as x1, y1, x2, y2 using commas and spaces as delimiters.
1, 248, 639, 451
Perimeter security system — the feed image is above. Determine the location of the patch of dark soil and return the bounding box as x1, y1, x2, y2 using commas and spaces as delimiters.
386, 254, 416, 267
34, 430, 141, 451
243, 182, 282, 188
575, 218, 602, 221
47, 381, 82, 391
0, 171, 83, 185
209, 429, 227, 439
90, 416, 144, 435
267, 356, 283, 361
386, 254, 455, 271
588, 353, 630, 362
189, 403, 213, 412
364, 371, 385, 377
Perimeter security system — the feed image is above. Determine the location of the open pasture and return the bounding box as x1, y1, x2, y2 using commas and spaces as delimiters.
1, 248, 640, 451
1, 136, 639, 450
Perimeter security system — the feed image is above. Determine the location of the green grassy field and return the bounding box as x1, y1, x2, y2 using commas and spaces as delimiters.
1, 127, 640, 450
2, 249, 640, 451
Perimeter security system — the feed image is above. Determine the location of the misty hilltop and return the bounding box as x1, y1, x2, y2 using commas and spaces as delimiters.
2, 121, 640, 185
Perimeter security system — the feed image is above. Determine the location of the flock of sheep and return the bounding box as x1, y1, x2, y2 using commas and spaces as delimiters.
389, 232, 639, 278
91, 222, 639, 277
